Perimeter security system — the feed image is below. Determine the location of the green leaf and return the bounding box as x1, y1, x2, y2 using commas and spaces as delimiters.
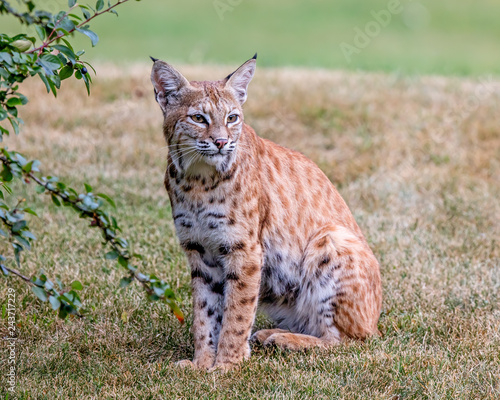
38, 73, 51, 93
105, 251, 119, 260
136, 272, 148, 281
80, 6, 91, 20
24, 208, 38, 216
39, 54, 63, 71
1, 264, 9, 276
1, 167, 13, 182
68, 0, 77, 7
59, 65, 74, 80
153, 286, 165, 297
44, 279, 54, 291
12, 220, 27, 232
53, 45, 77, 64
32, 286, 48, 302
21, 230, 36, 240
119, 276, 133, 288
96, 0, 104, 11
49, 295, 61, 310
76, 27, 99, 47
117, 256, 128, 268
84, 183, 93, 193
14, 235, 30, 250
58, 306, 68, 319
96, 193, 116, 208
34, 25, 46, 41
0, 52, 13, 65
6, 98, 22, 107
35, 185, 45, 194
71, 280, 83, 290
51, 195, 61, 206
166, 299, 185, 324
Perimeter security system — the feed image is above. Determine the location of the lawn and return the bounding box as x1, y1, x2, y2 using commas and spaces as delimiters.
1, 0, 500, 76
0, 63, 499, 398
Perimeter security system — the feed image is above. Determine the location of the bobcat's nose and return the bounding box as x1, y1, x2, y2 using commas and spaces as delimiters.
214, 138, 228, 150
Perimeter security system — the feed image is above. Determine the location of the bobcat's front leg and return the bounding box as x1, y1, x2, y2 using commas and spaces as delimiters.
182, 252, 225, 370
212, 242, 262, 371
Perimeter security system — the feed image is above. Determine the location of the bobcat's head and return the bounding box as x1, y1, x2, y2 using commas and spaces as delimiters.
151, 55, 256, 174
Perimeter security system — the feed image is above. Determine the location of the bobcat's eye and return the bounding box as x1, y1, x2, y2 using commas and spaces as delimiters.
191, 114, 207, 124
227, 114, 239, 124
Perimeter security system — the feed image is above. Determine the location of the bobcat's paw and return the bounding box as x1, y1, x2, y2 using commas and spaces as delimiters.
251, 329, 288, 344
208, 361, 238, 374
263, 333, 302, 350
263, 332, 328, 351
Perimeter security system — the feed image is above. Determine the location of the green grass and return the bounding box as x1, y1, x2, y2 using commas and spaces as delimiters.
1, 0, 500, 76
0, 64, 499, 398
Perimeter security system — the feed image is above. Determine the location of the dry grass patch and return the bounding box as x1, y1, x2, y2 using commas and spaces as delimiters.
0, 64, 499, 399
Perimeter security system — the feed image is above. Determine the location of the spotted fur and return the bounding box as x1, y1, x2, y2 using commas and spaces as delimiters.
151, 55, 382, 372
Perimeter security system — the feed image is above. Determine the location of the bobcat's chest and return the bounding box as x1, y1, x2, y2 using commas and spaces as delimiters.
168, 177, 241, 254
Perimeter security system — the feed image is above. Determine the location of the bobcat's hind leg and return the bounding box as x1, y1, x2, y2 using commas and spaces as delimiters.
300, 224, 382, 340
263, 331, 341, 351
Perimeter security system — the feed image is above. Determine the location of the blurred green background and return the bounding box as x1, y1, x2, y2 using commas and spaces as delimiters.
1, 0, 499, 76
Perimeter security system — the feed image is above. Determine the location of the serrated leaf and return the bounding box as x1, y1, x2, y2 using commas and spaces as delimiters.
32, 286, 48, 302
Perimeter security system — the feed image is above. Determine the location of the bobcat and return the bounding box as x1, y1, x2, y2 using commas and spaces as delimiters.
151, 54, 382, 372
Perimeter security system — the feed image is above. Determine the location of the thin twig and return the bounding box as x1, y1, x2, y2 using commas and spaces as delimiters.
1, 264, 31, 283
27, 0, 131, 55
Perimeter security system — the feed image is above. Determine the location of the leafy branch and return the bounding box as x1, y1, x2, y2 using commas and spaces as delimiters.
0, 149, 184, 323
27, 0, 131, 56
0, 0, 184, 324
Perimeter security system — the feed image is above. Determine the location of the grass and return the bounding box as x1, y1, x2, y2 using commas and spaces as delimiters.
1, 0, 500, 76
0, 63, 499, 398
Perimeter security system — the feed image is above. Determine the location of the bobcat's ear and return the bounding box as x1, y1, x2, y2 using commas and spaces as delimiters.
224, 54, 257, 105
151, 60, 190, 112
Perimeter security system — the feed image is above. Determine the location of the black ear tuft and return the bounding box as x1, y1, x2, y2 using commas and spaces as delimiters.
252, 53, 257, 60
150, 56, 159, 63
